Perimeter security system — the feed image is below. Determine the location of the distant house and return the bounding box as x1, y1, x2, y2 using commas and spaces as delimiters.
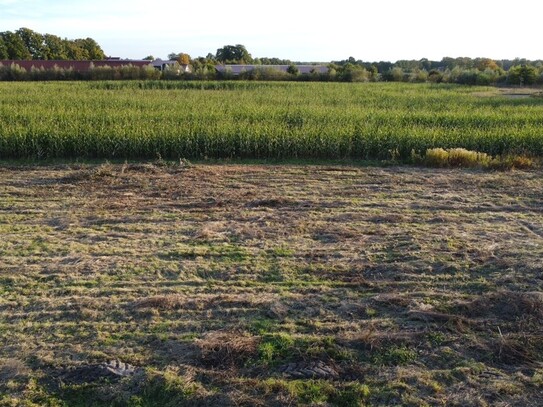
151, 59, 191, 73
215, 64, 329, 75
0, 59, 152, 72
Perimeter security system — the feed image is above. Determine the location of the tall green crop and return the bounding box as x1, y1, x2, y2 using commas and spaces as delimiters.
0, 81, 542, 160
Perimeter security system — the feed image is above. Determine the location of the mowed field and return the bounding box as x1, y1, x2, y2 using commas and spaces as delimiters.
0, 81, 543, 160
1, 163, 542, 406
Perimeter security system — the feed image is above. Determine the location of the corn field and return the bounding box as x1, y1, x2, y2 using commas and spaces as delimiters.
1, 81, 542, 160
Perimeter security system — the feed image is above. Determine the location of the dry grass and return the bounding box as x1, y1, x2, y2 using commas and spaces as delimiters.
420, 147, 538, 169
0, 163, 542, 406
196, 331, 261, 368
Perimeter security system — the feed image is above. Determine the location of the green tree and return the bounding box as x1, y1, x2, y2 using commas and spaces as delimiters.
0, 36, 8, 59
0, 31, 32, 59
507, 64, 538, 85
65, 40, 89, 60
409, 69, 428, 83
391, 66, 405, 81
1, 28, 105, 61
339, 63, 369, 82
143, 55, 155, 60
16, 27, 45, 59
428, 69, 443, 83
43, 34, 68, 60
74, 38, 105, 60
368, 65, 379, 81
287, 64, 299, 75
215, 44, 252, 64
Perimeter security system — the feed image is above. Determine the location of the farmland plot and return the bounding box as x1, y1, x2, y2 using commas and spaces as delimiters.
0, 81, 543, 160
0, 163, 542, 406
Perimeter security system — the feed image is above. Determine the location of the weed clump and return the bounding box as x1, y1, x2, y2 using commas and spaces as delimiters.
415, 147, 537, 169
422, 148, 490, 168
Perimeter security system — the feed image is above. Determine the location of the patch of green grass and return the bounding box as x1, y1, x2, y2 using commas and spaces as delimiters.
260, 379, 370, 406
258, 333, 296, 365
371, 346, 418, 366
268, 246, 295, 258
57, 368, 203, 407
125, 369, 201, 407
427, 332, 447, 346
257, 334, 350, 366
0, 378, 65, 407
248, 317, 281, 336
330, 382, 371, 407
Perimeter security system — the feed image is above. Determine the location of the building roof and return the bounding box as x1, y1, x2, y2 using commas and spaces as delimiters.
215, 64, 329, 75
150, 59, 175, 67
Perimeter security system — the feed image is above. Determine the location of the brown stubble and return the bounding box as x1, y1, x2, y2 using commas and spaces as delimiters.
0, 163, 542, 405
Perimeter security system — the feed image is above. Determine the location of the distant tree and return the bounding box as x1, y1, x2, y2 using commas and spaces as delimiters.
374, 61, 394, 73
259, 57, 291, 65
428, 69, 443, 83
507, 65, 538, 85
167, 52, 191, 65
390, 67, 405, 81
0, 36, 8, 59
409, 69, 428, 83
368, 65, 379, 81
0, 31, 32, 59
177, 53, 191, 65
215, 44, 252, 64
0, 28, 105, 61
475, 58, 499, 71
395, 60, 423, 71
339, 63, 369, 82
74, 38, 105, 60
0, 29, 105, 61
190, 58, 217, 79
43, 34, 68, 60
287, 64, 299, 75
440, 57, 456, 70
419, 58, 432, 71
16, 28, 45, 59
65, 41, 88, 60
327, 64, 337, 79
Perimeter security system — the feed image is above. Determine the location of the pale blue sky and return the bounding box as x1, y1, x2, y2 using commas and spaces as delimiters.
1, 0, 541, 62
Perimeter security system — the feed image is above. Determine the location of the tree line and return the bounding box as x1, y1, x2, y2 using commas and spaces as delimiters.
168, 45, 543, 86
2, 32, 542, 86
0, 28, 105, 60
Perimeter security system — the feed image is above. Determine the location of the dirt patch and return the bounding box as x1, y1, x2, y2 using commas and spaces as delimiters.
56, 361, 139, 385
499, 87, 542, 99
473, 87, 543, 99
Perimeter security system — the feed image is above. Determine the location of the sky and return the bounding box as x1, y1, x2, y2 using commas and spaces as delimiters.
1, 0, 541, 62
